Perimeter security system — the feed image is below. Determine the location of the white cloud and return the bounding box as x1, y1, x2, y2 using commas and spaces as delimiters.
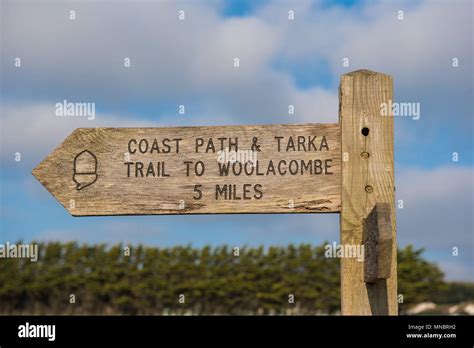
261, 0, 472, 88
3, 0, 470, 127
1, 0, 339, 125
258, 0, 473, 133
1, 102, 153, 164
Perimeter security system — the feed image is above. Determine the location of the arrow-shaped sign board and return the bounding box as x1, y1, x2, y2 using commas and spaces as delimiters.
32, 124, 341, 216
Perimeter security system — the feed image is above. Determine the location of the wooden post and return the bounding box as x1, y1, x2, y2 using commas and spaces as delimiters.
339, 70, 397, 315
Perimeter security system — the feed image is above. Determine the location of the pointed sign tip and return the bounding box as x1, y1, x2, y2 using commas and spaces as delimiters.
31, 158, 48, 185
31, 165, 41, 182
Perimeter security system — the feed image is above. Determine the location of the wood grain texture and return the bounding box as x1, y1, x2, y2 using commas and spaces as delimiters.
339, 70, 398, 315
32, 124, 341, 216
363, 203, 393, 283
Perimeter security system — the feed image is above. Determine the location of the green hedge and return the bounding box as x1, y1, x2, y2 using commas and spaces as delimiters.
0, 242, 453, 315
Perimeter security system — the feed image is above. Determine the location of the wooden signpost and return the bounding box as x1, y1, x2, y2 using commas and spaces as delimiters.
33, 69, 397, 315
33, 124, 341, 216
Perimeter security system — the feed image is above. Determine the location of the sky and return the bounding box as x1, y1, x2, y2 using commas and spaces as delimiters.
0, 0, 473, 281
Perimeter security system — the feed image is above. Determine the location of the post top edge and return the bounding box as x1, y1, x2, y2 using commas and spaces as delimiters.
342, 69, 392, 78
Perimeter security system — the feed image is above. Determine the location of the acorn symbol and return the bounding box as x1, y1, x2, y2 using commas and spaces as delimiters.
73, 150, 98, 190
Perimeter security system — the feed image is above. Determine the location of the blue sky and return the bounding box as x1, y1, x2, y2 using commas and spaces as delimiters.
1, 0, 473, 281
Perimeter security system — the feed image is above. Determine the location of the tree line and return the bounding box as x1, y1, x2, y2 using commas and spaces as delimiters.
0, 242, 470, 315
